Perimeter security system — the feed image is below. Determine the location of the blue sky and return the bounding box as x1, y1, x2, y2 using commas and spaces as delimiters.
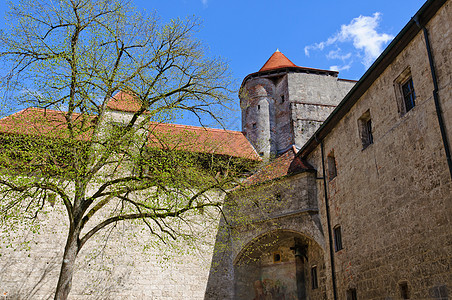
0, 0, 427, 129
137, 0, 425, 80
139, 0, 427, 129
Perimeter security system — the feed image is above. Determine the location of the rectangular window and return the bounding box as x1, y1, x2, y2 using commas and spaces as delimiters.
429, 285, 448, 300
402, 78, 416, 113
311, 266, 318, 289
399, 282, 410, 299
333, 226, 343, 252
347, 288, 358, 300
358, 110, 373, 149
327, 152, 337, 180
394, 67, 416, 115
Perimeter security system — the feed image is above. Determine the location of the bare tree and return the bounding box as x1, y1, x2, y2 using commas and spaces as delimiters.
0, 0, 252, 298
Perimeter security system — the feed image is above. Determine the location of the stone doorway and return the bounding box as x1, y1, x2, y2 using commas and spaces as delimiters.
234, 230, 323, 300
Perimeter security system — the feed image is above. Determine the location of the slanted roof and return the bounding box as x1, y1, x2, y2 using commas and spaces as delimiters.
0, 107, 259, 160
106, 91, 142, 113
241, 50, 339, 88
259, 49, 297, 72
148, 123, 260, 159
243, 146, 314, 186
0, 107, 95, 141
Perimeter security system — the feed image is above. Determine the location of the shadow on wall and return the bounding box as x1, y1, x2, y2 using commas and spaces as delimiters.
0, 227, 134, 300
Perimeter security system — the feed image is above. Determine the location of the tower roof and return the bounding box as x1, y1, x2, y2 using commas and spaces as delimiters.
259, 49, 297, 72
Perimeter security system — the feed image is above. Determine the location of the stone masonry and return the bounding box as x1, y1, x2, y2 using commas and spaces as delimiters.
1, 0, 451, 299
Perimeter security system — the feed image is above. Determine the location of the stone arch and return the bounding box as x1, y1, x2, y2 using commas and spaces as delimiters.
233, 229, 326, 300
233, 229, 321, 266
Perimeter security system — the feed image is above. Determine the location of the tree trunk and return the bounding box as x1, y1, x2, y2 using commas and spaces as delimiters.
54, 228, 80, 300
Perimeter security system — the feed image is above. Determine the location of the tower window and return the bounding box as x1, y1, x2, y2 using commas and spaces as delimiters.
333, 225, 343, 252
281, 95, 285, 103
347, 288, 358, 300
399, 281, 410, 299
252, 123, 257, 129
258, 105, 261, 110
358, 110, 373, 149
311, 266, 318, 289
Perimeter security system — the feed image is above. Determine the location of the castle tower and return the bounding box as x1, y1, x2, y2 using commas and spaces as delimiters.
240, 50, 355, 159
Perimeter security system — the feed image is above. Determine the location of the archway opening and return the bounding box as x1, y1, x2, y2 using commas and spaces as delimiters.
234, 230, 324, 300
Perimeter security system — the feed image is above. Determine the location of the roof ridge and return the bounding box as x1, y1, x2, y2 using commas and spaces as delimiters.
150, 122, 244, 135
3, 107, 241, 135
0, 107, 30, 121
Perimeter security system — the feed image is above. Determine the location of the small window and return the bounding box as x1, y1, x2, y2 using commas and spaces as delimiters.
273, 252, 281, 263
402, 78, 416, 113
327, 152, 337, 180
311, 266, 318, 289
281, 95, 285, 103
429, 285, 448, 300
399, 281, 410, 299
275, 193, 282, 201
252, 123, 257, 129
394, 68, 416, 115
333, 225, 343, 252
358, 110, 373, 149
258, 105, 261, 110
347, 288, 358, 300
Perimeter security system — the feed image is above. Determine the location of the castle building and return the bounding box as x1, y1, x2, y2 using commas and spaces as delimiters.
206, 0, 452, 299
0, 0, 451, 299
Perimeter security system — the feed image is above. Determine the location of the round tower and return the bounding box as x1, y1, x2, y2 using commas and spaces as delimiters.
240, 50, 356, 160
240, 49, 297, 159
240, 77, 275, 159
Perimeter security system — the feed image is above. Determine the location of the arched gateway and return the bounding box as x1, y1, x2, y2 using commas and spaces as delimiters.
205, 50, 354, 300
234, 230, 325, 300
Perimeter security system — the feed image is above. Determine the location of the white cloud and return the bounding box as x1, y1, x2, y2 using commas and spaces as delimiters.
201, 0, 208, 6
330, 64, 351, 72
326, 49, 352, 61
305, 12, 394, 68
304, 36, 338, 56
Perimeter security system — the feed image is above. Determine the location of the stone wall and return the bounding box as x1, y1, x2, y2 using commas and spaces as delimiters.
288, 74, 355, 148
306, 1, 452, 299
0, 201, 219, 299
205, 172, 327, 299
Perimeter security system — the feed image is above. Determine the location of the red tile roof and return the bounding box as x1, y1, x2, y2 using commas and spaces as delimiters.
241, 50, 339, 88
0, 107, 259, 160
243, 146, 314, 186
101, 91, 259, 159
0, 107, 95, 140
106, 91, 142, 113
148, 123, 260, 160
259, 50, 297, 72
